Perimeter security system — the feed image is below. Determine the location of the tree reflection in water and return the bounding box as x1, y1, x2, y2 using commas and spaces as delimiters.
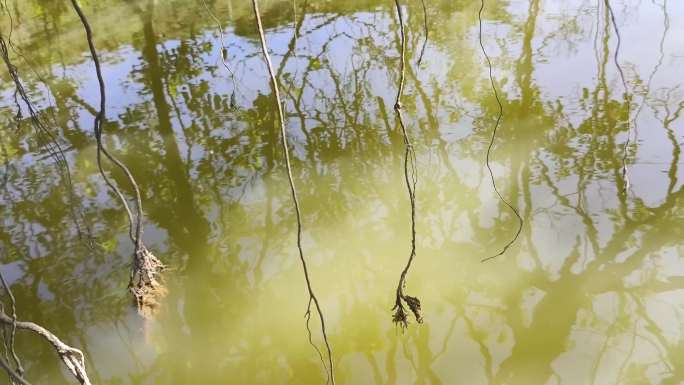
0, 0, 682, 384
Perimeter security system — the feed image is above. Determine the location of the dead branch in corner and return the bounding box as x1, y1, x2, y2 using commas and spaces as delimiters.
0, 270, 93, 385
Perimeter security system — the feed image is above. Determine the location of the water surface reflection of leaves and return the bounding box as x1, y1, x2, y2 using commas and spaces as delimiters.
0, 0, 683, 384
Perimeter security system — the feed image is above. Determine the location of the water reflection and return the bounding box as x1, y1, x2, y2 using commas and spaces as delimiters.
1, 0, 683, 384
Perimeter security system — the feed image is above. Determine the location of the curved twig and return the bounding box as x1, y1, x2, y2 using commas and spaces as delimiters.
251, 1, 335, 383
477, 0, 523, 262
391, 0, 423, 329
200, 0, 240, 108
0, 312, 92, 385
201, 0, 235, 79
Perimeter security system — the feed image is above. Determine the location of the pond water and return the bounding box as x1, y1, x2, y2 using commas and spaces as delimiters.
1, 0, 684, 384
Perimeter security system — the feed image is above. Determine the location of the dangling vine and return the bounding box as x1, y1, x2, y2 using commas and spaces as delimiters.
478, 0, 523, 263
251, 0, 335, 383
391, 0, 423, 329
605, 0, 632, 193
69, 0, 166, 318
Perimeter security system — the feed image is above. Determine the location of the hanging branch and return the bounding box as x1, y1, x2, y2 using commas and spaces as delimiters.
416, 0, 429, 67
477, 0, 523, 263
69, 0, 165, 318
0, 270, 93, 385
250, 1, 335, 384
605, 0, 632, 193
391, 0, 423, 329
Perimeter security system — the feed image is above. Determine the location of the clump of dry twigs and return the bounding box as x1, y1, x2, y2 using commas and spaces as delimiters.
130, 246, 167, 319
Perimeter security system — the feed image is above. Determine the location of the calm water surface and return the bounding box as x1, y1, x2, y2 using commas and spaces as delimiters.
1, 0, 684, 384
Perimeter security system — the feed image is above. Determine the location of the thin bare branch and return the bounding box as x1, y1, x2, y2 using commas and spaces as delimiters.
477, 0, 523, 262
0, 312, 93, 385
391, 0, 423, 329
251, 0, 335, 383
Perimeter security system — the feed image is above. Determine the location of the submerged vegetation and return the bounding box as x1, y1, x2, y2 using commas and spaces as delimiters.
1, 0, 683, 384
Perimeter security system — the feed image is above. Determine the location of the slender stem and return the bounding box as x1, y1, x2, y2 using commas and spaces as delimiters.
478, 0, 523, 262
0, 271, 22, 379
70, 0, 144, 250
251, 1, 335, 383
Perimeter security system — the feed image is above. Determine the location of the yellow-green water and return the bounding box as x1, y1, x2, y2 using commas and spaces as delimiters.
1, 0, 683, 384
